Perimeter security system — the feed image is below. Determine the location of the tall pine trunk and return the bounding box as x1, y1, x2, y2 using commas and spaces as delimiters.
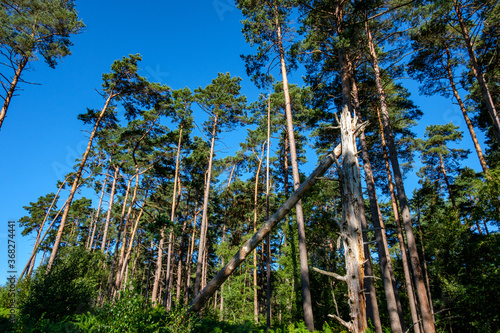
348, 63, 397, 333
377, 107, 422, 333
0, 55, 29, 130
194, 115, 218, 296
274, 7, 314, 330
47, 91, 116, 273
87, 169, 109, 250
101, 164, 120, 253
188, 141, 343, 314
454, 1, 500, 141
444, 45, 489, 175
365, 22, 436, 333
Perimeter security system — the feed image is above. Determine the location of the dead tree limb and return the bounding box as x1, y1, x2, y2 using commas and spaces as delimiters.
187, 142, 342, 314
312, 267, 347, 281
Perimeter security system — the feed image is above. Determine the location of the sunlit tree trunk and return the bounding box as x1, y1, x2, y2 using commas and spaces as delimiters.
444, 45, 489, 175
0, 55, 29, 130
87, 169, 109, 250
188, 141, 343, 314
349, 68, 395, 333
194, 115, 218, 296
47, 91, 116, 273
366, 22, 436, 333
274, 7, 314, 329
101, 164, 120, 253
454, 0, 500, 141
377, 107, 422, 333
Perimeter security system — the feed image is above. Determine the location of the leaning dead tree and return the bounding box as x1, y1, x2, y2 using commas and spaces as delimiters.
187, 107, 368, 320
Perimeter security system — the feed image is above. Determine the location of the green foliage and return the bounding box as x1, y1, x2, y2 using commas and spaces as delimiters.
73, 289, 193, 333
195, 319, 339, 333
17, 248, 105, 331
0, 0, 84, 66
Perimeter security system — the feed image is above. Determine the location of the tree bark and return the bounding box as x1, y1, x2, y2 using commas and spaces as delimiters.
274, 6, 314, 329
253, 144, 265, 324
0, 55, 29, 131
101, 164, 120, 253
454, 0, 500, 141
365, 22, 436, 333
117, 195, 148, 290
47, 91, 116, 273
87, 169, 110, 250
194, 115, 218, 296
266, 96, 272, 332
444, 45, 489, 175
349, 66, 394, 333
337, 106, 367, 333
377, 106, 422, 333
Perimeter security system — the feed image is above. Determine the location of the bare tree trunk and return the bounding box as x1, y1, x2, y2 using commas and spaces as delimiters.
416, 199, 435, 324
439, 153, 457, 210
253, 144, 265, 324
444, 45, 489, 175
194, 115, 218, 297
0, 55, 29, 130
24, 178, 68, 278
47, 91, 116, 272
107, 176, 133, 297
377, 107, 421, 333
185, 204, 199, 306
349, 69, 394, 333
188, 140, 344, 314
117, 195, 147, 290
88, 169, 110, 250
101, 164, 120, 253
266, 96, 272, 332
115, 172, 141, 289
454, 1, 500, 141
274, 7, 314, 330
365, 22, 436, 333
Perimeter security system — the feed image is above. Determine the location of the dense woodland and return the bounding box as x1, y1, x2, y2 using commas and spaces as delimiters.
1, 0, 499, 332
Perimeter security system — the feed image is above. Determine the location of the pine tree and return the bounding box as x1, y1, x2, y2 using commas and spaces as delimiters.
0, 0, 84, 130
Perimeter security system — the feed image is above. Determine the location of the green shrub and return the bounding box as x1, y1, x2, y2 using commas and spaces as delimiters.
73, 289, 193, 332
17, 248, 105, 331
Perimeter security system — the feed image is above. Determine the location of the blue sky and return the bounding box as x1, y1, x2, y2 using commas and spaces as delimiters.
0, 0, 483, 284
